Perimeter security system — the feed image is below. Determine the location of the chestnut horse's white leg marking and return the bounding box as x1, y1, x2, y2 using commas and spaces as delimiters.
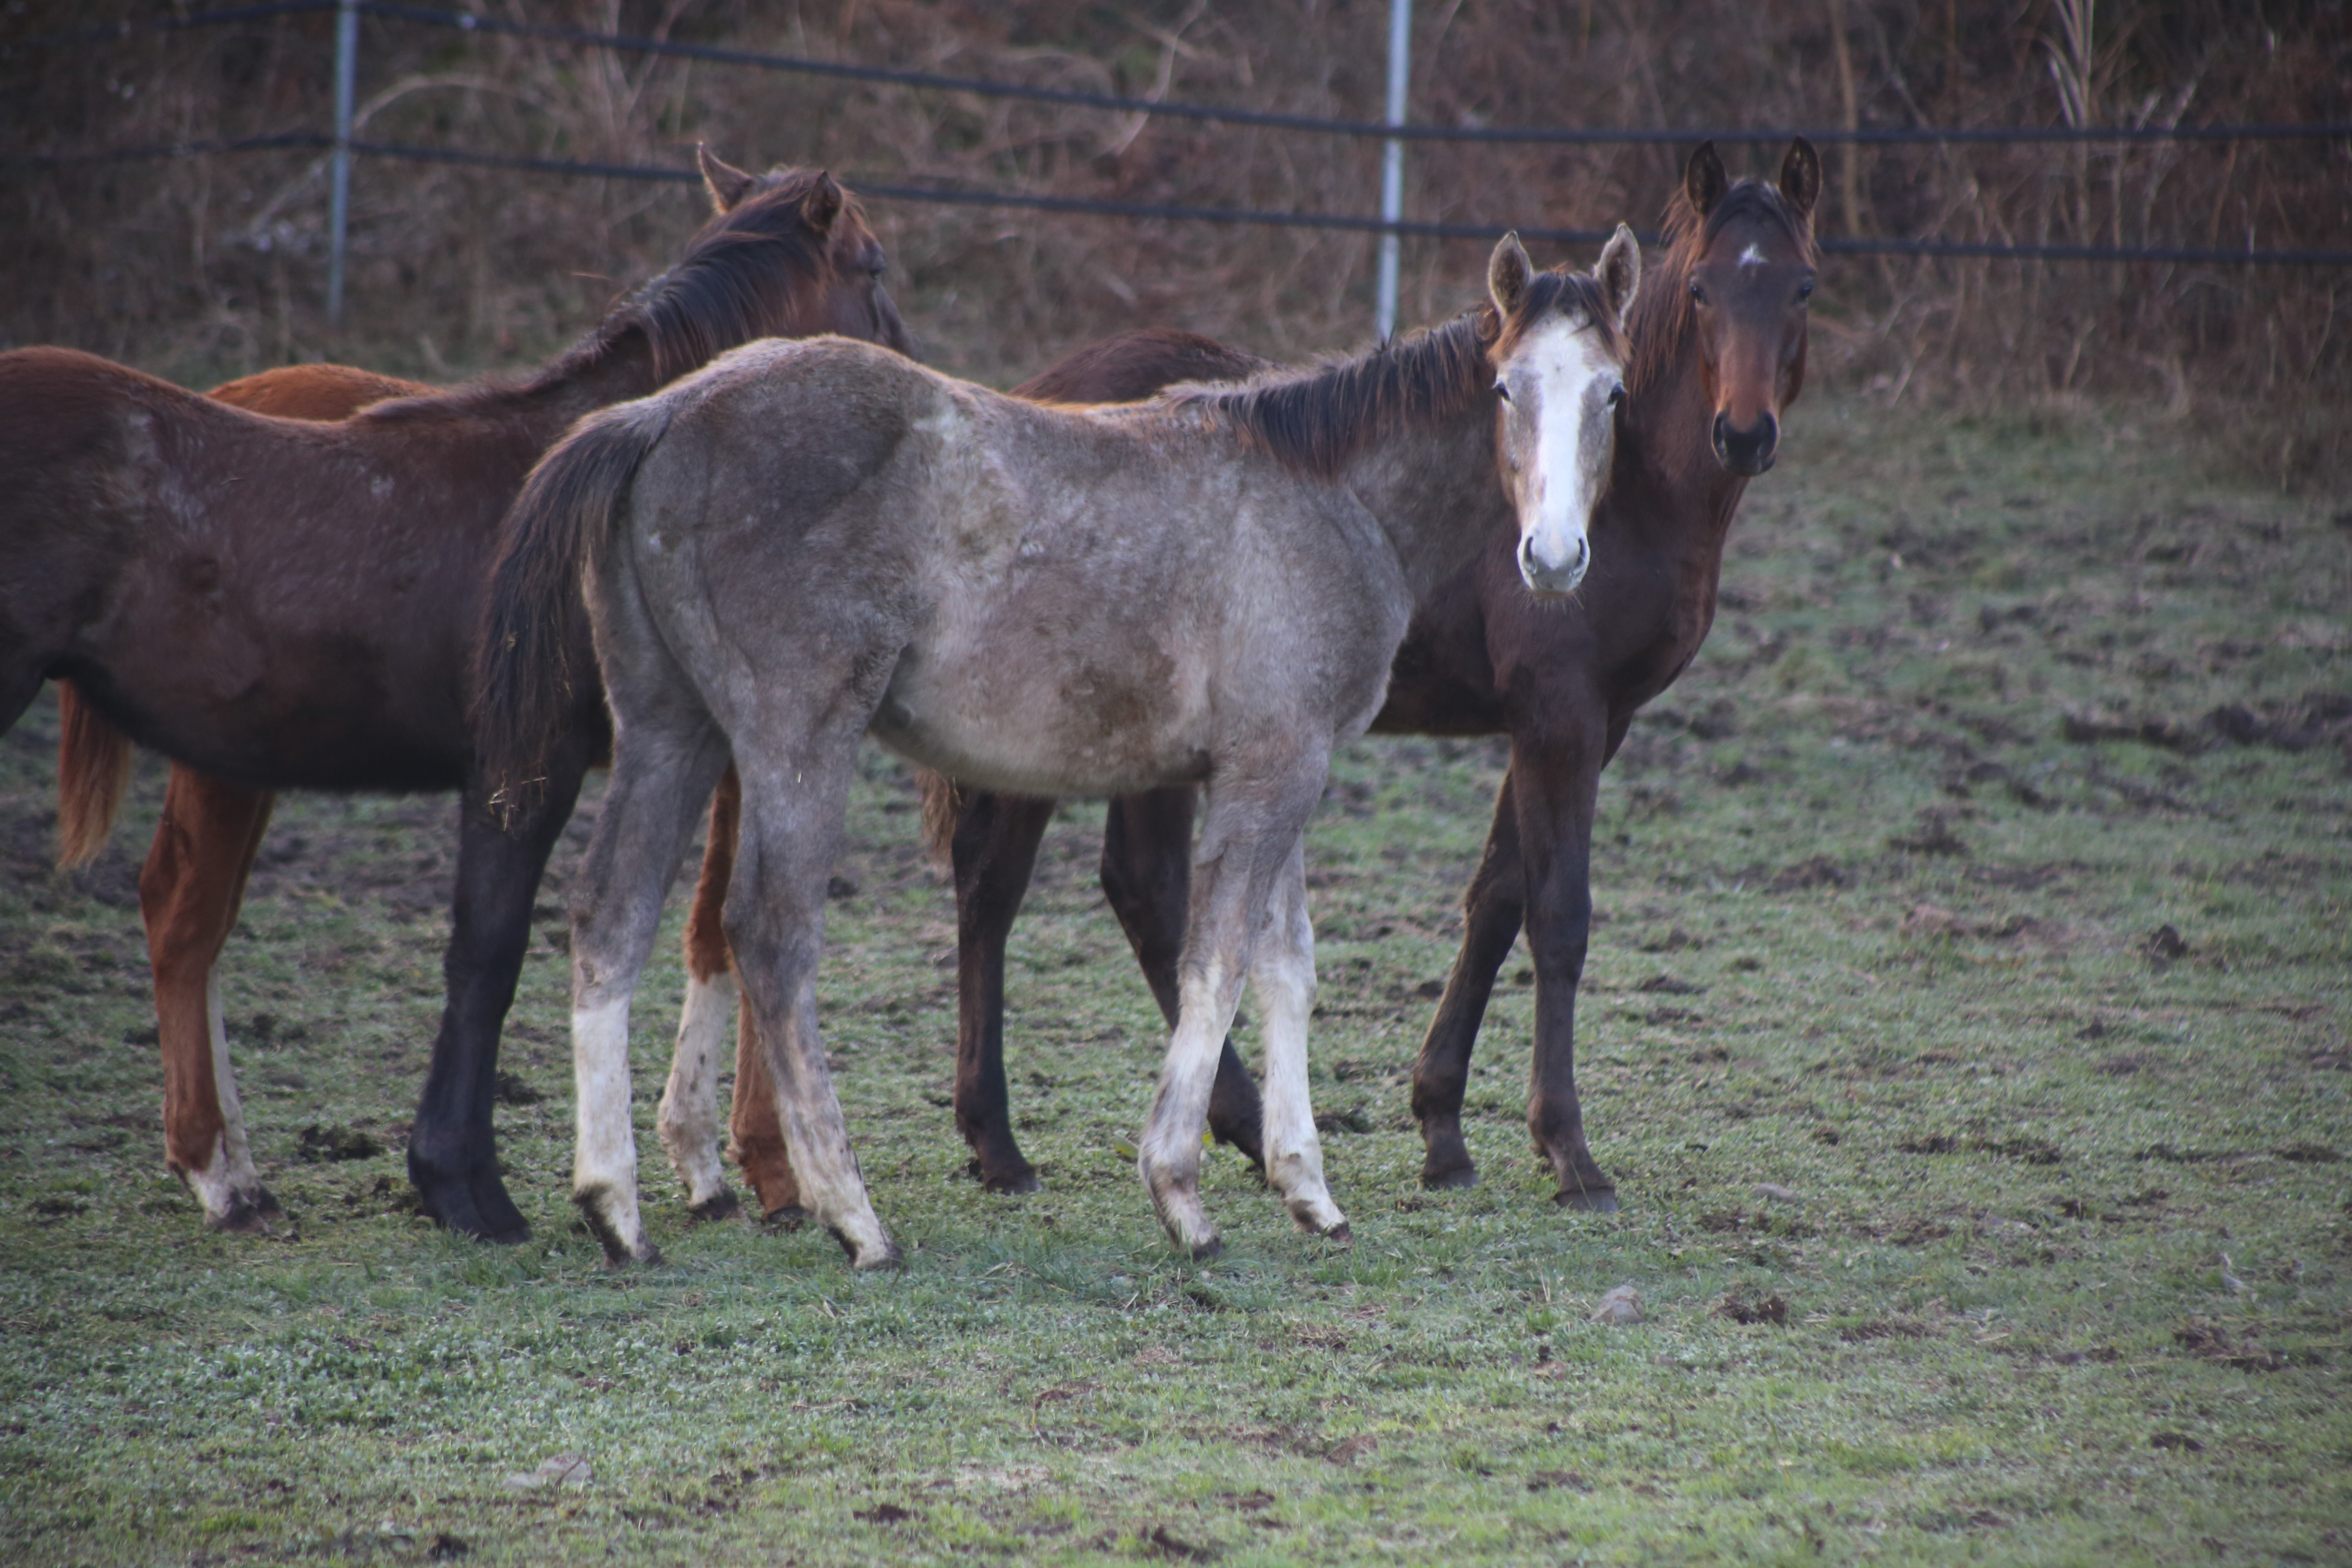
180, 971, 263, 1225
657, 968, 739, 1212
1252, 839, 1344, 1238
571, 994, 650, 1261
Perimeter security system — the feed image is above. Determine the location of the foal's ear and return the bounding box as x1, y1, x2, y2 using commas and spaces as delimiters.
1780, 137, 1822, 221
1596, 223, 1641, 330
697, 145, 757, 213
1684, 141, 1728, 219
1488, 232, 1534, 320
800, 172, 844, 236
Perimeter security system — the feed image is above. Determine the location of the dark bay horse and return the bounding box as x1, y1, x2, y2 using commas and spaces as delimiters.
714, 141, 1818, 1217
5, 151, 911, 1238
476, 232, 1640, 1265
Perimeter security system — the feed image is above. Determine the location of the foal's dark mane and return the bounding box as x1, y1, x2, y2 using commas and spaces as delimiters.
359, 167, 846, 422
1174, 270, 1623, 482
1626, 178, 1819, 399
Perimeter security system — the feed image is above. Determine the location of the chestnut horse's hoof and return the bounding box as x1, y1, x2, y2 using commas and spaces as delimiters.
687, 1187, 743, 1223
1555, 1185, 1619, 1214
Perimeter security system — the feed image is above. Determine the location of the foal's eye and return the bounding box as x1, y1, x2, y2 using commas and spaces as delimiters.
1492, 380, 1511, 403
1796, 278, 1815, 302
1608, 383, 1626, 409
1688, 278, 1707, 304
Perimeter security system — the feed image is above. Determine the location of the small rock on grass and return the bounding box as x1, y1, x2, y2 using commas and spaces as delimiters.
503, 1455, 590, 1491
1591, 1284, 1643, 1325
1752, 1182, 1800, 1203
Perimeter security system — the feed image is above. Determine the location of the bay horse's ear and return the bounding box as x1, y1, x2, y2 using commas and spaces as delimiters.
800, 172, 844, 237
1596, 223, 1641, 330
1780, 137, 1822, 221
1488, 232, 1534, 321
1684, 141, 1728, 219
697, 145, 757, 213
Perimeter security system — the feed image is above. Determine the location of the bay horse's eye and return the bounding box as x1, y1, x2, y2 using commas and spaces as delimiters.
1796, 278, 1815, 302
1492, 380, 1511, 403
1688, 278, 1707, 304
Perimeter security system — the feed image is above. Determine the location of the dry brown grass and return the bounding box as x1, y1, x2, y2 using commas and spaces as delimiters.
4, 1, 2345, 483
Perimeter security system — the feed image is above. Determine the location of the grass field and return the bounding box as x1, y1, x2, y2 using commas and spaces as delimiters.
2, 395, 2347, 1566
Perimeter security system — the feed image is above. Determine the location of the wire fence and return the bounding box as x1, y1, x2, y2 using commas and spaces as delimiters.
10, 0, 2352, 272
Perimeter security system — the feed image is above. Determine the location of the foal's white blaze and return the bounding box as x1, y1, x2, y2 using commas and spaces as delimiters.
1499, 314, 1621, 597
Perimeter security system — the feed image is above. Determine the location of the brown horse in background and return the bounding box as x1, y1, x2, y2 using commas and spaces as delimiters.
11, 151, 911, 1239
702, 141, 1817, 1219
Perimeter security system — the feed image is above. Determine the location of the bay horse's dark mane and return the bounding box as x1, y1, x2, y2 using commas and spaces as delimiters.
1173, 268, 1622, 482
358, 167, 844, 423
1626, 178, 1819, 398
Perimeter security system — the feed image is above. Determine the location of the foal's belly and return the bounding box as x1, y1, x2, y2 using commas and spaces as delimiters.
868, 646, 1214, 800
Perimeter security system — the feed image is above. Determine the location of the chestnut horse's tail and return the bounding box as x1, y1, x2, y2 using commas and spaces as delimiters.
918, 771, 962, 867
473, 397, 675, 817
54, 682, 134, 868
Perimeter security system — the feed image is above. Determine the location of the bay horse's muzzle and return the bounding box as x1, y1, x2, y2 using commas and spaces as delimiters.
1712, 410, 1779, 476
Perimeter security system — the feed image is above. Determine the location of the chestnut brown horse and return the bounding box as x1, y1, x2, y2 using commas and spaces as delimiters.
11, 152, 911, 1238
703, 140, 1818, 1218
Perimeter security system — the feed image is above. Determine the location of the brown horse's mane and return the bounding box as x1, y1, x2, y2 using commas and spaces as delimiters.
1626, 178, 1819, 399
1166, 274, 1617, 482
359, 167, 846, 423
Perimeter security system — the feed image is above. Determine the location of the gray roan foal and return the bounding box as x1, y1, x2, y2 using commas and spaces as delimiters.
477, 230, 1639, 1266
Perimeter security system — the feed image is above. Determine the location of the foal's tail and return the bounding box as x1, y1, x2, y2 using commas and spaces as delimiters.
473, 397, 676, 818
54, 682, 134, 868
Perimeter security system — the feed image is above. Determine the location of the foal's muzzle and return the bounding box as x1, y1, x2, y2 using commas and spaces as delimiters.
1518, 532, 1590, 597
1712, 411, 1780, 476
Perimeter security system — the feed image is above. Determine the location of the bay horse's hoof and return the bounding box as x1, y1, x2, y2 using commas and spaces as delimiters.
979, 1163, 1042, 1196
687, 1187, 743, 1223
761, 1203, 809, 1232
411, 1153, 530, 1244
1420, 1161, 1479, 1191
1555, 1185, 1619, 1214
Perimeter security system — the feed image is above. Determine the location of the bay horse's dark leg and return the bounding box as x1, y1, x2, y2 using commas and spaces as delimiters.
141, 767, 281, 1231
1508, 735, 1614, 1211
1411, 771, 1526, 1189
950, 789, 1058, 1193
406, 736, 590, 1243
1099, 787, 1265, 1167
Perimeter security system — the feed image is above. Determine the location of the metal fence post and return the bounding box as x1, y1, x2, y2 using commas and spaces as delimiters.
327, 0, 358, 325
1374, 0, 1411, 341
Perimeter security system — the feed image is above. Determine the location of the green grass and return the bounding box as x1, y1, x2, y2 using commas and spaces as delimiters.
2, 396, 2347, 1565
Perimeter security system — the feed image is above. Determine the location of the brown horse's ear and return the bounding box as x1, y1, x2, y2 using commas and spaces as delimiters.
697, 145, 757, 213
1596, 223, 1641, 330
800, 172, 844, 237
1684, 141, 1728, 219
1488, 232, 1534, 321
1780, 137, 1822, 221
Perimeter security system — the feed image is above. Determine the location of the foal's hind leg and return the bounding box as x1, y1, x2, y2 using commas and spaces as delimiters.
1100, 788, 1267, 1168
1250, 837, 1345, 1239
659, 766, 750, 1220
724, 739, 896, 1269
141, 768, 278, 1232
568, 715, 730, 1265
1508, 742, 1614, 1211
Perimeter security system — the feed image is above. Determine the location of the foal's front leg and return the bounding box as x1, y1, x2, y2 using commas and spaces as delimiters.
1250, 838, 1345, 1239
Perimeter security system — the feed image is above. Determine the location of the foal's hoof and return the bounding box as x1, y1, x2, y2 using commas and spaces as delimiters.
686, 1187, 743, 1223
1186, 1235, 1225, 1263
761, 1203, 809, 1232
1555, 1185, 1620, 1214
830, 1227, 904, 1271
1316, 1221, 1354, 1248
976, 1161, 1042, 1196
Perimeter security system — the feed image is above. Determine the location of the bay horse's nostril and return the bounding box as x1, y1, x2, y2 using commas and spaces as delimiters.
1713, 411, 1779, 476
